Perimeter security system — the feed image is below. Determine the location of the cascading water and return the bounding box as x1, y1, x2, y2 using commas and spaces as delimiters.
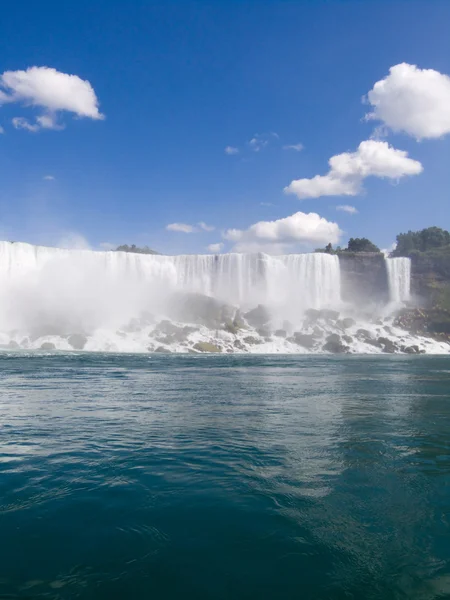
385, 257, 411, 304
0, 242, 443, 355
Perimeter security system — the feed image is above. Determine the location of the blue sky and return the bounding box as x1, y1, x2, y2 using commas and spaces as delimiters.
1, 0, 450, 254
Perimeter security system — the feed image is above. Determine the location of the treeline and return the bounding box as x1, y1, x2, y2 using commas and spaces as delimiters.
315, 237, 380, 255
316, 226, 450, 258
116, 244, 159, 255
391, 227, 450, 257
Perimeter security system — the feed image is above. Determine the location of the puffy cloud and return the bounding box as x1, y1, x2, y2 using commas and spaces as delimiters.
223, 211, 342, 253
365, 63, 450, 140
166, 223, 196, 233
283, 143, 304, 152
225, 146, 239, 155
1, 66, 103, 132
285, 140, 422, 200
43, 175, 55, 181
198, 221, 215, 232
207, 243, 223, 253
336, 204, 358, 214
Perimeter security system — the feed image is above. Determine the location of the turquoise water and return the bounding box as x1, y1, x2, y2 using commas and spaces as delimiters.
1, 354, 450, 599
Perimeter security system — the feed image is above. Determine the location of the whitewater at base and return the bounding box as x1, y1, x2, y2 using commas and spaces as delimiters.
0, 241, 447, 355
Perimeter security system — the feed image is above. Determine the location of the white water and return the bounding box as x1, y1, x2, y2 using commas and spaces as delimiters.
386, 257, 411, 304
0, 242, 340, 334
0, 241, 444, 355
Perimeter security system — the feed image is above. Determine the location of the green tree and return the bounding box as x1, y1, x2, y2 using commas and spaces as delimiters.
347, 237, 380, 253
392, 227, 450, 256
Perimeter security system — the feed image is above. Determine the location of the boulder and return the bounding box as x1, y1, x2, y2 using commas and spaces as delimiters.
326, 333, 341, 344
401, 345, 420, 354
223, 321, 239, 335
244, 305, 271, 328
68, 334, 88, 350
356, 328, 372, 340
292, 332, 316, 349
319, 309, 340, 322
243, 336, 263, 345
168, 292, 234, 329
322, 338, 349, 353
342, 335, 353, 344
7, 340, 20, 349
304, 308, 321, 321
154, 346, 172, 353
378, 337, 398, 354
40, 342, 56, 350
274, 329, 287, 338
233, 339, 247, 350
193, 341, 222, 353
256, 326, 272, 338
338, 317, 356, 330
282, 320, 294, 334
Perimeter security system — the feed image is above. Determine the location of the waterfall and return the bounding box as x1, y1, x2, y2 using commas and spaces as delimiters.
385, 257, 411, 304
0, 242, 342, 334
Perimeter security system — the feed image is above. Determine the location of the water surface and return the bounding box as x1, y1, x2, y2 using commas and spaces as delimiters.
0, 354, 449, 599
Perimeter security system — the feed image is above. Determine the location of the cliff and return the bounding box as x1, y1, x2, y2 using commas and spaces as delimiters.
338, 253, 389, 306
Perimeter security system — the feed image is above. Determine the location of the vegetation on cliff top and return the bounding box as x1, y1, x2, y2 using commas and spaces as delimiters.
391, 226, 450, 258
116, 244, 159, 255
315, 238, 381, 255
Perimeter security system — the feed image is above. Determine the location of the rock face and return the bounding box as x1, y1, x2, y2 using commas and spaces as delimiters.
338, 253, 389, 306
167, 292, 234, 329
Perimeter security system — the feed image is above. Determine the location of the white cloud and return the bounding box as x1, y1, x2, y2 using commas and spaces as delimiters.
1, 66, 103, 132
248, 132, 278, 152
43, 175, 55, 181
223, 211, 342, 253
365, 63, 450, 140
283, 143, 304, 152
207, 243, 224, 253
336, 204, 358, 214
284, 140, 422, 200
166, 223, 196, 233
225, 146, 239, 155
260, 202, 274, 207
198, 221, 215, 232
12, 116, 40, 132
0, 125, 4, 134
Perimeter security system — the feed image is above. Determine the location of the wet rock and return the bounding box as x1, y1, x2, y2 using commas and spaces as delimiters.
326, 333, 341, 344
356, 328, 372, 340
378, 337, 398, 354
304, 308, 321, 321
274, 329, 287, 338
383, 325, 393, 335
312, 326, 324, 338
7, 340, 20, 349
68, 334, 88, 350
154, 320, 183, 336
233, 339, 247, 350
154, 346, 172, 353
244, 305, 271, 328
256, 326, 272, 338
40, 342, 56, 350
243, 336, 263, 346
168, 292, 234, 329
292, 332, 316, 349
322, 338, 349, 354
338, 317, 356, 329
401, 345, 420, 354
193, 341, 222, 353
342, 335, 353, 344
319, 309, 340, 322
